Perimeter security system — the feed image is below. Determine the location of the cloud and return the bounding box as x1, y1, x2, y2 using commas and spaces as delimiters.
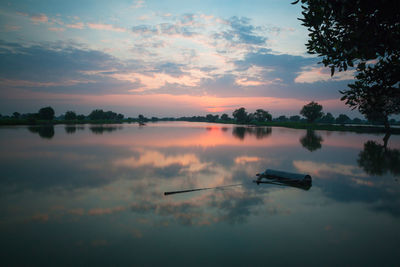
293, 160, 367, 178
3, 25, 21, 32
48, 27, 65, 32
0, 78, 95, 87
131, 24, 159, 35
110, 72, 201, 92
66, 22, 84, 29
131, 0, 145, 9
0, 40, 128, 94
30, 14, 48, 24
295, 66, 355, 83
234, 156, 260, 164
68, 208, 85, 216
87, 23, 126, 32
214, 16, 267, 46
114, 150, 208, 172
30, 213, 49, 222
88, 206, 126, 216
131, 23, 197, 37
234, 48, 315, 83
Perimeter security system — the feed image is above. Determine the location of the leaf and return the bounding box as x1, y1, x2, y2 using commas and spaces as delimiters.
331, 67, 335, 76
291, 0, 300, 4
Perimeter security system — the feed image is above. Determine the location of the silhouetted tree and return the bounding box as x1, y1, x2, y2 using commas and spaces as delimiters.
300, 101, 323, 123
336, 114, 351, 125
221, 113, 230, 121
254, 109, 272, 122
138, 114, 146, 122
319, 112, 335, 124
277, 115, 288, 122
89, 109, 104, 120
64, 111, 77, 120
12, 112, 20, 119
88, 109, 122, 120
289, 115, 301, 122
293, 0, 400, 131
76, 114, 85, 120
341, 62, 400, 131
300, 130, 323, 152
206, 114, 219, 122
232, 107, 249, 124
38, 106, 55, 120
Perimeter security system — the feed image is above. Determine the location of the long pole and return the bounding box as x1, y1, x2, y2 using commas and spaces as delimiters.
164, 183, 242, 196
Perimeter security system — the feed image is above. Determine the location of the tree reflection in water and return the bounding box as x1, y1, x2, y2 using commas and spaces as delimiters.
27, 125, 55, 139
64, 125, 84, 134
89, 125, 122, 134
358, 137, 400, 177
232, 126, 272, 140
65, 125, 77, 134
299, 129, 323, 152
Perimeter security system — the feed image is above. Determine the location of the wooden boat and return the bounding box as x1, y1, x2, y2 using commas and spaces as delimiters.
254, 169, 312, 190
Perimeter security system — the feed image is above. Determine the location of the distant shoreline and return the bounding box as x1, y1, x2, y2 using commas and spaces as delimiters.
1, 119, 399, 134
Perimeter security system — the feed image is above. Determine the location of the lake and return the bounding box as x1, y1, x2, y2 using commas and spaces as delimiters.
0, 122, 399, 266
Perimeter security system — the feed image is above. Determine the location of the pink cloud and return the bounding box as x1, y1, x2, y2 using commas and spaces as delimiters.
88, 206, 125, 216
66, 22, 84, 29
0, 78, 95, 87
30, 213, 49, 222
295, 66, 355, 83
16, 12, 29, 17
68, 208, 85, 216
48, 27, 65, 32
87, 23, 126, 32
30, 14, 48, 24
131, 0, 145, 9
3, 25, 21, 32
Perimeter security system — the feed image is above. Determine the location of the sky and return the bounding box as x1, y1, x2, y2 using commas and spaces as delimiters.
0, 0, 360, 118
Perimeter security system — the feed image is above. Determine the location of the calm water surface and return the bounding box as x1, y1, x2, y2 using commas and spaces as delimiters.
0, 122, 399, 266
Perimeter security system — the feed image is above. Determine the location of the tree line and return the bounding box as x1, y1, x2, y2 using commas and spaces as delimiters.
178, 102, 399, 126
0, 107, 126, 123
1, 103, 399, 127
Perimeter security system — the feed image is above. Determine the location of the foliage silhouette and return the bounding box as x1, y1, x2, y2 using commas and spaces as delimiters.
232, 107, 249, 124
254, 109, 272, 122
221, 113, 230, 121
64, 111, 77, 120
89, 109, 124, 121
300, 101, 323, 123
319, 112, 335, 124
336, 114, 351, 125
293, 0, 400, 130
38, 107, 55, 121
